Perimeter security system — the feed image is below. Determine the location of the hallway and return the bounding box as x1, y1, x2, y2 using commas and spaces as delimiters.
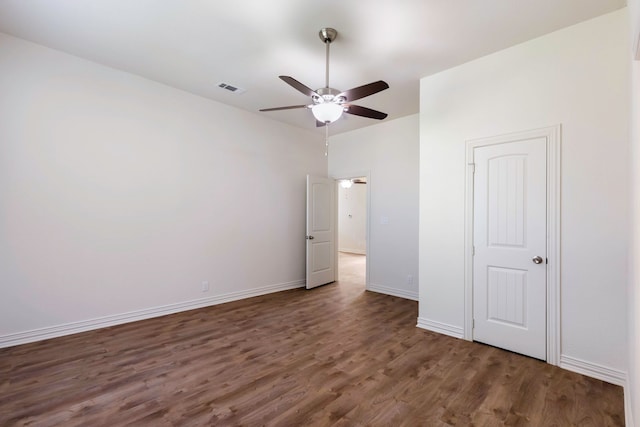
338, 251, 366, 289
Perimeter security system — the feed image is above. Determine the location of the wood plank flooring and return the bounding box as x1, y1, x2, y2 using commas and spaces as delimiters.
0, 253, 625, 426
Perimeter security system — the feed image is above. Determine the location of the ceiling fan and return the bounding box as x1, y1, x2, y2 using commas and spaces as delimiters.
260, 28, 389, 126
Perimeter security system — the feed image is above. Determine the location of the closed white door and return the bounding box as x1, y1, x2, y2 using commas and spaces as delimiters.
306, 175, 335, 289
473, 138, 547, 360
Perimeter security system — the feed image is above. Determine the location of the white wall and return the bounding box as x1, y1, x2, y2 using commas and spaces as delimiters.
0, 33, 326, 346
419, 10, 629, 383
338, 183, 367, 254
628, 0, 640, 424
329, 114, 419, 300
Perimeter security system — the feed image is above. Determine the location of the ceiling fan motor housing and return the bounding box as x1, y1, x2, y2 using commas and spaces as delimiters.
312, 87, 344, 105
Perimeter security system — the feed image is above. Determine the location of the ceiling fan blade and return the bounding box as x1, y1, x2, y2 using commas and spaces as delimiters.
260, 105, 309, 112
279, 76, 317, 97
337, 80, 389, 102
344, 104, 388, 120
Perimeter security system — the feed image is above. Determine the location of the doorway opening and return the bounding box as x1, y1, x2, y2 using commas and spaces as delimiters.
336, 175, 369, 291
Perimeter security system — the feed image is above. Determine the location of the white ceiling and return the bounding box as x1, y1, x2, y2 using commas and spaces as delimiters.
0, 0, 626, 134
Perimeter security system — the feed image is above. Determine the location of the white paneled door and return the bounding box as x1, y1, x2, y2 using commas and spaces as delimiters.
473, 138, 547, 360
306, 175, 335, 289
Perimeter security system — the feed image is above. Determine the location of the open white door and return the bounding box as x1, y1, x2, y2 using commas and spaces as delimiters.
472, 138, 547, 360
306, 175, 335, 289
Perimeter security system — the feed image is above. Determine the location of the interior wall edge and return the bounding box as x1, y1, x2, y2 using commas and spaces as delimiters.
625, 384, 635, 427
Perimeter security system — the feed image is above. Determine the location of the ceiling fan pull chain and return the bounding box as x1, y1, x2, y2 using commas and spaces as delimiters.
325, 124, 329, 157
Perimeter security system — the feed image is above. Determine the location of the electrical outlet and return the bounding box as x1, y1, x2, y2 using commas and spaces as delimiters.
201, 281, 209, 292
407, 275, 413, 286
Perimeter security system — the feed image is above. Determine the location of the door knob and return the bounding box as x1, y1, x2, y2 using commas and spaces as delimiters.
532, 256, 543, 264
306, 236, 314, 240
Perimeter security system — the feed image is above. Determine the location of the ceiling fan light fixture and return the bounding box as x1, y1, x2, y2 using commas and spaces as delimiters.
340, 179, 353, 189
259, 27, 389, 126
311, 102, 344, 123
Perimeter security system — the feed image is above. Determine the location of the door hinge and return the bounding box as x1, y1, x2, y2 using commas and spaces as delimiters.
469, 163, 476, 174
472, 246, 475, 256
472, 319, 475, 329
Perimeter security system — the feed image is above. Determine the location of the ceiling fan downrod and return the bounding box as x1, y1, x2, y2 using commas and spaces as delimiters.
319, 28, 337, 89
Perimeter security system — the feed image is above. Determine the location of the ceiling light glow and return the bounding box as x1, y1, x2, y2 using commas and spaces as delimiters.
311, 103, 344, 123
340, 179, 353, 189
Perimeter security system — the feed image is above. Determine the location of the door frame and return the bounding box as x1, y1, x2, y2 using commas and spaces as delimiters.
331, 171, 371, 290
464, 125, 561, 365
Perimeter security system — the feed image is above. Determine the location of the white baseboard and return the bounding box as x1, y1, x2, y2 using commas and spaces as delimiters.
559, 354, 627, 386
416, 317, 464, 339
0, 279, 305, 349
338, 248, 366, 255
368, 283, 418, 301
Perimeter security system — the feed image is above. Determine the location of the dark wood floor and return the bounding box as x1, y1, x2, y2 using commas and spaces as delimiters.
0, 254, 625, 426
